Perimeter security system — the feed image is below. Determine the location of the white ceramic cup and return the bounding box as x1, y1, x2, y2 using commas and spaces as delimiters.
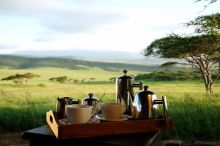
100, 103, 124, 120
66, 104, 93, 124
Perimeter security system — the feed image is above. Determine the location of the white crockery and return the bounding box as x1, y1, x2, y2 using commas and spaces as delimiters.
66, 104, 92, 124
100, 103, 125, 120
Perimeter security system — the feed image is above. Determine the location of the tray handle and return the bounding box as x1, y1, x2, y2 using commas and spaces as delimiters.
46, 110, 60, 138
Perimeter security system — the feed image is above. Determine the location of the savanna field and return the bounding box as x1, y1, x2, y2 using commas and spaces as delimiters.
0, 67, 220, 144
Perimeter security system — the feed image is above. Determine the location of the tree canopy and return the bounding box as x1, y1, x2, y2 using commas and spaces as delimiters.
145, 13, 220, 93
187, 13, 220, 34
195, 0, 219, 9
1, 73, 40, 85
145, 34, 220, 59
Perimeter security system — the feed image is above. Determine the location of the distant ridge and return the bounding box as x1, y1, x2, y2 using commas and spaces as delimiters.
0, 55, 159, 72
11, 50, 169, 65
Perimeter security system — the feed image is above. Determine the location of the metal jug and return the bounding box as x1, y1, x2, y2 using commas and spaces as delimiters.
116, 69, 143, 115
133, 85, 157, 119
133, 85, 168, 123
56, 96, 73, 119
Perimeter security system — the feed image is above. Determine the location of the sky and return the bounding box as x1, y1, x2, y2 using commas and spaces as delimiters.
0, 0, 219, 55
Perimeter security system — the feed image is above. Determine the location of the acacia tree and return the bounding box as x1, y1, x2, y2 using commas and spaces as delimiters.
196, 0, 218, 4
195, 0, 218, 9
1, 73, 40, 86
145, 14, 220, 93
49, 76, 68, 83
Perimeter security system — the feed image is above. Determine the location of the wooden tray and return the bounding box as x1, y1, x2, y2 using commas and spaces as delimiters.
46, 110, 173, 139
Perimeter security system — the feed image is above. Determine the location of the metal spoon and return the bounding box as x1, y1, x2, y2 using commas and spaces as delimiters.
90, 93, 106, 119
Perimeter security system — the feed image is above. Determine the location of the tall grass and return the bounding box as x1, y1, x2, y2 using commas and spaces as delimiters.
148, 81, 220, 142
163, 93, 220, 143
0, 68, 219, 143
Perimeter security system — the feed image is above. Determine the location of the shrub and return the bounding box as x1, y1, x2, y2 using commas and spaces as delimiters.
49, 76, 68, 83
135, 70, 202, 81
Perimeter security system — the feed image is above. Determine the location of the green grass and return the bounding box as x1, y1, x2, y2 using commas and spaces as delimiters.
160, 92, 220, 143
0, 67, 220, 143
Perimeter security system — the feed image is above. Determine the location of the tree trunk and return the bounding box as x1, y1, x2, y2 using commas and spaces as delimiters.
185, 55, 218, 94
201, 69, 213, 93
205, 80, 213, 93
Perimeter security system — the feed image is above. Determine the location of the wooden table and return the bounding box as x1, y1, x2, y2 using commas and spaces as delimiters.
22, 125, 163, 146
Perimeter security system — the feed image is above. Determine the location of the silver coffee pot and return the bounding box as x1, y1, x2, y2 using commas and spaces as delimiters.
133, 85, 168, 122
133, 85, 157, 119
116, 70, 143, 115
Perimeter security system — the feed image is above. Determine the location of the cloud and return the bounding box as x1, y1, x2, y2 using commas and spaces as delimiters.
0, 0, 126, 33
0, 44, 16, 50
41, 11, 124, 33
0, 0, 66, 13
0, 44, 17, 54
34, 38, 52, 42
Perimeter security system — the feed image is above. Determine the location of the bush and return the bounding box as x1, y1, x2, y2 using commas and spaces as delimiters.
49, 76, 68, 83
38, 83, 46, 87
135, 70, 202, 81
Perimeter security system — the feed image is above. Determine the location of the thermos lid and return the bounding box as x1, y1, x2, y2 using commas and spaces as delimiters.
57, 96, 73, 101
137, 85, 155, 95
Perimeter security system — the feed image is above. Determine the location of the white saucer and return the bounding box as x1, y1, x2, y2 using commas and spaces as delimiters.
97, 114, 128, 122
100, 117, 128, 121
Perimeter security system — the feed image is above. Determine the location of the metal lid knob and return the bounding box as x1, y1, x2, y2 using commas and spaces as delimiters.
88, 93, 93, 98
83, 93, 99, 101
144, 85, 149, 92
123, 69, 127, 75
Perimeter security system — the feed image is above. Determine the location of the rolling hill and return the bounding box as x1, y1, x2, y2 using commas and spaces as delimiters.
0, 55, 159, 72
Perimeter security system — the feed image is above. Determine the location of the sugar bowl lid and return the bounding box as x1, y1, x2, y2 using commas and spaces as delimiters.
83, 93, 99, 102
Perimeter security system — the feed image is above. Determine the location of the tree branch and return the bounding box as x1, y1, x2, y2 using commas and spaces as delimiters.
212, 71, 220, 85
185, 57, 200, 69
210, 60, 218, 68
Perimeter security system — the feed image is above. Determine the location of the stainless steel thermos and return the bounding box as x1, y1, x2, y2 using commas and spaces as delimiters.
133, 85, 157, 119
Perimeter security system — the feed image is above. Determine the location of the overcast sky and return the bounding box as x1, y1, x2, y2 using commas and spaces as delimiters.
0, 0, 219, 55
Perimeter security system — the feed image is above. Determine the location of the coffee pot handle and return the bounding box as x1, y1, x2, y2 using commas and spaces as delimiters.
153, 96, 168, 128
132, 81, 143, 90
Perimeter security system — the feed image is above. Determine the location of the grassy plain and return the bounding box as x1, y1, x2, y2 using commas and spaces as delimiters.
0, 67, 220, 143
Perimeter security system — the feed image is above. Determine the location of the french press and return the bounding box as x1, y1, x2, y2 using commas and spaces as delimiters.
116, 69, 143, 115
